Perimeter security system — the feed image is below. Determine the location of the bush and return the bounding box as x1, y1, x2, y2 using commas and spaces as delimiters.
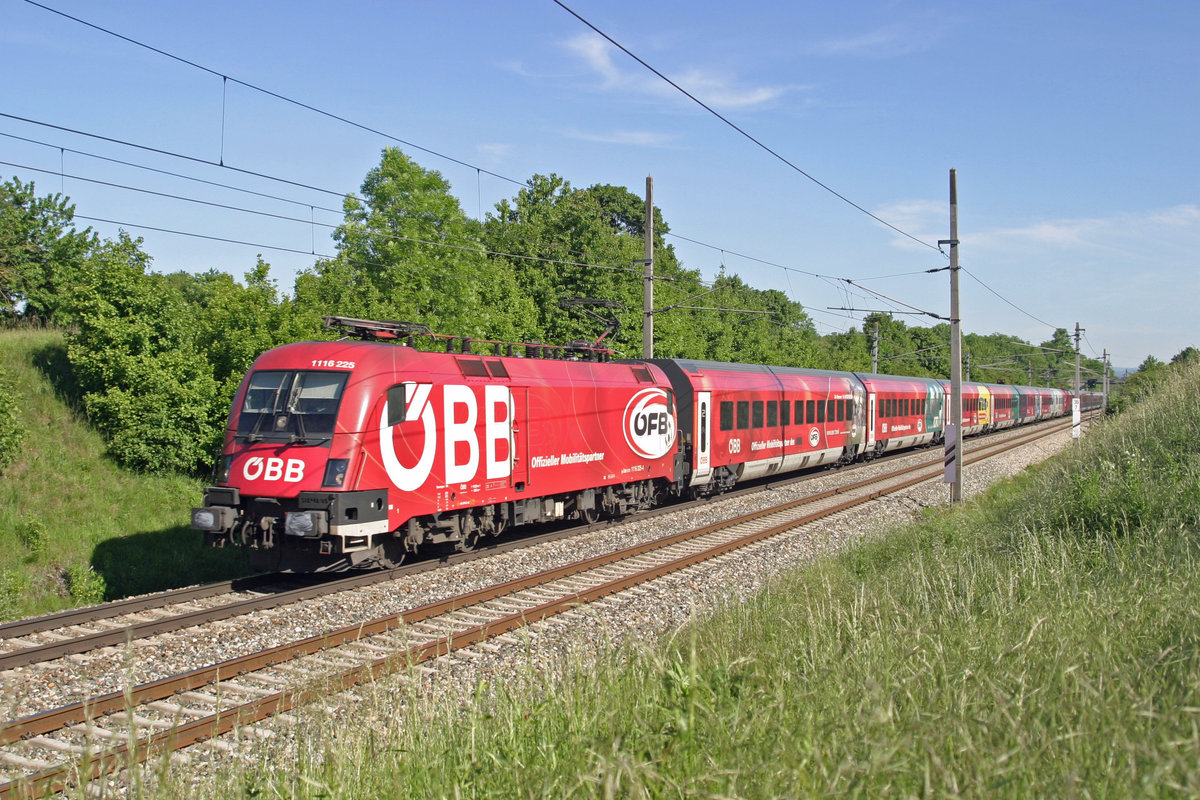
0, 366, 24, 473
16, 519, 47, 558
64, 562, 106, 605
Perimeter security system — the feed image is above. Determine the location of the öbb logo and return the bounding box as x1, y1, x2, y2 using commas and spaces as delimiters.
243, 457, 305, 483
623, 388, 677, 460
379, 384, 514, 491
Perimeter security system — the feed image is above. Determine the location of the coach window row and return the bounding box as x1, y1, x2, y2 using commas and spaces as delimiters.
880, 397, 928, 419
718, 398, 856, 432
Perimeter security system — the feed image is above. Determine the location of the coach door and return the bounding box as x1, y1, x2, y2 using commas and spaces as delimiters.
867, 391, 877, 449
692, 391, 712, 485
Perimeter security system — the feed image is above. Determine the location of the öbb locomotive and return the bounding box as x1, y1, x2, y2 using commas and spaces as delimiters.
191, 317, 1101, 571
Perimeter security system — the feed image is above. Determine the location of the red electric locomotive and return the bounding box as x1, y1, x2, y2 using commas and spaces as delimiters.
192, 318, 680, 571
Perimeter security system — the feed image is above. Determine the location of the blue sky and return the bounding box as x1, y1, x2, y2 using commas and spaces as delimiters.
2, 0, 1197, 370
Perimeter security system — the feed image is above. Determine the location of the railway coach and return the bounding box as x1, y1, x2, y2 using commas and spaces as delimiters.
649, 360, 867, 494
852, 373, 943, 458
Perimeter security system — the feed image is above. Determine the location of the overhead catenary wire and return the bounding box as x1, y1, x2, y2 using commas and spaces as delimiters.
0, 126, 647, 276
72, 210, 646, 276
960, 265, 1060, 333
21, 0, 526, 189
4, 115, 936, 315
0, 130, 345, 215
13, 0, 1095, 354
552, 0, 942, 255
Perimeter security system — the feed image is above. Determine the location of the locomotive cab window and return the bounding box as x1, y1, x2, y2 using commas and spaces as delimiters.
238, 370, 348, 443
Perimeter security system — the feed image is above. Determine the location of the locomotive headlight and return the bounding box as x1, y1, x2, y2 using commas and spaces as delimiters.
323, 458, 349, 488
191, 505, 236, 532
216, 455, 233, 484
192, 509, 217, 531
285, 510, 328, 538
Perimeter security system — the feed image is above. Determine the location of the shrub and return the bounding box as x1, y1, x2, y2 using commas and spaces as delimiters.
0, 366, 23, 473
64, 562, 106, 605
16, 519, 47, 558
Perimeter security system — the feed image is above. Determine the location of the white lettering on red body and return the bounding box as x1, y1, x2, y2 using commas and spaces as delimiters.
243, 457, 305, 483
380, 384, 513, 491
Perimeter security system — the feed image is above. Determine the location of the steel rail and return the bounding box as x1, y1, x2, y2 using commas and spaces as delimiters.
0, 415, 1082, 671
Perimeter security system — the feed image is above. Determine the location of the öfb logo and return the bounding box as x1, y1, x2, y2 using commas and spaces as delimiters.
623, 388, 677, 459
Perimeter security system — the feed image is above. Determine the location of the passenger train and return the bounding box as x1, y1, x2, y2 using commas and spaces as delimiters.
191, 317, 1103, 571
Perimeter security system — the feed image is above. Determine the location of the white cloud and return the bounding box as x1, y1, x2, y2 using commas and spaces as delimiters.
476, 143, 513, 164
974, 205, 1200, 257
562, 128, 678, 147
807, 17, 950, 59
871, 198, 947, 250
558, 32, 791, 111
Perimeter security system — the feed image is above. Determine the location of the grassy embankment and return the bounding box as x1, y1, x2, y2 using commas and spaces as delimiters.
193, 365, 1199, 798
0, 328, 250, 620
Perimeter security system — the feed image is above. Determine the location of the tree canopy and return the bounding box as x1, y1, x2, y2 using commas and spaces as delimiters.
0, 151, 1126, 477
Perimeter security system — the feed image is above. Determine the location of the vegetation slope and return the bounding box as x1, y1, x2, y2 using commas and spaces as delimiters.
0, 328, 249, 619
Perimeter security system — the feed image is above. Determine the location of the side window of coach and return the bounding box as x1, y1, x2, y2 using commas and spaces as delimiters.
720, 401, 734, 432
736, 401, 750, 430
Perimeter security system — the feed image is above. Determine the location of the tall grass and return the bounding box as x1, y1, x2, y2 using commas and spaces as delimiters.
0, 329, 250, 620
165, 365, 1200, 798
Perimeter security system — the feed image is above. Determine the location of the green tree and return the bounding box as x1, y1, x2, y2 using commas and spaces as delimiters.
1137, 355, 1163, 373
0, 177, 96, 323
171, 258, 314, 401
1170, 346, 1199, 366
295, 147, 535, 342
67, 233, 222, 474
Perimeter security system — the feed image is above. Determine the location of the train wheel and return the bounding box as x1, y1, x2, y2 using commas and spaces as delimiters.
581, 504, 599, 525
455, 526, 480, 552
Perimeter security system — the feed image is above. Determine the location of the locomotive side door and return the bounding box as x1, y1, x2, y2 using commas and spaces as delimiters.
510, 387, 528, 491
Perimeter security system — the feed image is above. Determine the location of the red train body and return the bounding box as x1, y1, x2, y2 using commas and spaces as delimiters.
192, 318, 1095, 571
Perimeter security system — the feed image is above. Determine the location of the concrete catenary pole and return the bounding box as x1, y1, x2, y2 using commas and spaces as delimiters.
1103, 349, 1110, 411
871, 321, 879, 373
1073, 322, 1084, 440
642, 176, 654, 359
942, 169, 963, 504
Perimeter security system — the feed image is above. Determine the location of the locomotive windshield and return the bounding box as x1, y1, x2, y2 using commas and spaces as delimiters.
236, 370, 348, 443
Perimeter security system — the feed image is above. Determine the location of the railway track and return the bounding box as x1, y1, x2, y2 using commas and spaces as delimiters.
0, 417, 1081, 798
0, 415, 1083, 673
